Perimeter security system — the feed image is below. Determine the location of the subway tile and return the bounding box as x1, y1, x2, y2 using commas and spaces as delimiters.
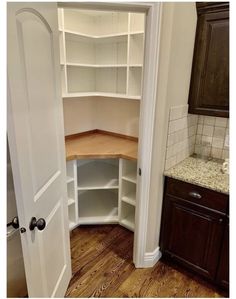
189, 135, 196, 145
198, 115, 204, 124
167, 133, 175, 147
194, 145, 201, 155
215, 117, 228, 128
202, 125, 214, 137
202, 135, 213, 145
204, 116, 216, 126
173, 132, 179, 144
195, 135, 202, 145
212, 137, 224, 149
202, 146, 211, 157
224, 135, 229, 149
222, 149, 229, 159
211, 147, 223, 159
169, 120, 177, 133
197, 124, 203, 135
183, 128, 188, 139
213, 127, 226, 138
166, 145, 174, 159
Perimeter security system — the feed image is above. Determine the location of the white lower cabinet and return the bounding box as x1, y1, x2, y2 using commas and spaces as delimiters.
66, 158, 137, 232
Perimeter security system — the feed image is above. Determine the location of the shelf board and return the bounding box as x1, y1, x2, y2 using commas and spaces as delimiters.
68, 197, 75, 206
120, 214, 135, 232
122, 173, 137, 184
77, 161, 119, 190
79, 215, 118, 225
64, 29, 129, 39
121, 193, 136, 207
129, 64, 143, 68
67, 176, 74, 184
69, 221, 77, 230
64, 63, 143, 69
63, 92, 141, 100
66, 63, 128, 68
130, 31, 144, 35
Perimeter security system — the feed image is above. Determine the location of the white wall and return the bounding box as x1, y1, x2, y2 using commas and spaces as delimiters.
95, 97, 140, 137
63, 97, 140, 137
63, 97, 95, 135
146, 2, 197, 253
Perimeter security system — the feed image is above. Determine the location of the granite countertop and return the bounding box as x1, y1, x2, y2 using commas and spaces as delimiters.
164, 156, 229, 194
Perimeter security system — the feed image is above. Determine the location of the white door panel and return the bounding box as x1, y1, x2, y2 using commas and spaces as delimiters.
7, 3, 71, 297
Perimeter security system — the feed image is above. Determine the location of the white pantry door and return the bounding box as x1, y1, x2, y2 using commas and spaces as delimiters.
7, 3, 72, 297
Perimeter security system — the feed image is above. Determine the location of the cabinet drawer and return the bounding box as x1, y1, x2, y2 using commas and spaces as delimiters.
165, 177, 228, 213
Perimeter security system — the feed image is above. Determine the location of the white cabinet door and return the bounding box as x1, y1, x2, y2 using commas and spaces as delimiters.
7, 3, 71, 297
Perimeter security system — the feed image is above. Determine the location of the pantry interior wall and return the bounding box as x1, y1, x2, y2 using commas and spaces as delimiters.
63, 97, 140, 137
146, 2, 197, 253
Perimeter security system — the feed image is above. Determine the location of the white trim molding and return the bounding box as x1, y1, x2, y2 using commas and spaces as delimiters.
134, 2, 163, 268
58, 1, 163, 269
143, 247, 162, 268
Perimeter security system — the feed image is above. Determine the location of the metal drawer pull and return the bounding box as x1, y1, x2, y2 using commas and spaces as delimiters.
189, 191, 202, 199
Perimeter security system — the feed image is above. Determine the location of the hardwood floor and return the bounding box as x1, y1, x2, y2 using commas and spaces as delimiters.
66, 225, 226, 298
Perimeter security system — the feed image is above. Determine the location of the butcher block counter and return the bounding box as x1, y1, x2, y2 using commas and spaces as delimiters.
65, 130, 138, 161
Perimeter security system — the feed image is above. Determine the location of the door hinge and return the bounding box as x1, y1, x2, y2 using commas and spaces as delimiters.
139, 168, 141, 176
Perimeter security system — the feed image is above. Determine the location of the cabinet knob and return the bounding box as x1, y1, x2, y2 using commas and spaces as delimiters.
189, 191, 202, 199
219, 218, 223, 223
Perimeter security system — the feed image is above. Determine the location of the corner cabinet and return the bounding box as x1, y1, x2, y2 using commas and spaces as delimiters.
160, 177, 229, 291
188, 2, 229, 117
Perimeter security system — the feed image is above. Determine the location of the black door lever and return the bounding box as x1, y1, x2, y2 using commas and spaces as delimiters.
7, 216, 19, 229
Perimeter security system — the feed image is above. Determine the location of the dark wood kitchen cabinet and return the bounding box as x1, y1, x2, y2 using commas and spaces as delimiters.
216, 221, 229, 289
160, 177, 229, 290
188, 2, 229, 117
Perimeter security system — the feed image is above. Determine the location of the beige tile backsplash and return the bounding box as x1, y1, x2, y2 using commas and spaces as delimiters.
165, 105, 198, 170
195, 115, 229, 160
165, 105, 229, 170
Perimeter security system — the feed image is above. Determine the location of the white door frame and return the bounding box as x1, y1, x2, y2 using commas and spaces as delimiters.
59, 2, 163, 268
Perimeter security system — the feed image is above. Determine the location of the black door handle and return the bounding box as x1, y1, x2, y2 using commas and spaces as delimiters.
29, 217, 46, 231
7, 216, 19, 229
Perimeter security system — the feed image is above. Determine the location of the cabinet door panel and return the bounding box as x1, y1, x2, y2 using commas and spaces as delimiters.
188, 7, 229, 117
216, 222, 229, 289
161, 196, 224, 280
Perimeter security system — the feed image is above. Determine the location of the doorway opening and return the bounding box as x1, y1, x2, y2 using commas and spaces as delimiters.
60, 6, 146, 270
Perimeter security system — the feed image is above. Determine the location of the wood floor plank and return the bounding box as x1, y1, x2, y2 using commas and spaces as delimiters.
66, 225, 225, 298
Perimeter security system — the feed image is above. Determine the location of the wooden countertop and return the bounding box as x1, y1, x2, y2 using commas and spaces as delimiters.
65, 131, 138, 161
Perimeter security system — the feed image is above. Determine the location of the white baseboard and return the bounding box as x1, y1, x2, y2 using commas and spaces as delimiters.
143, 246, 162, 268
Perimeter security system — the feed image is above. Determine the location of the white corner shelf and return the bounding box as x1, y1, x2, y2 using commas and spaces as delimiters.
121, 193, 136, 207
77, 160, 119, 190
120, 214, 135, 232
65, 63, 128, 68
62, 92, 141, 100
120, 199, 135, 232
122, 173, 137, 184
130, 31, 144, 35
58, 9, 145, 100
64, 29, 129, 40
65, 157, 137, 233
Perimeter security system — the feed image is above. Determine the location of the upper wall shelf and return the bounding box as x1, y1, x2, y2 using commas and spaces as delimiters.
58, 8, 145, 100
61, 29, 144, 39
